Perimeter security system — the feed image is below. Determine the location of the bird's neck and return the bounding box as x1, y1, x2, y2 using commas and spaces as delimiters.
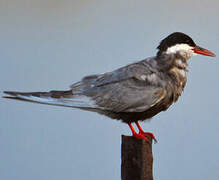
168, 58, 188, 87
156, 53, 188, 102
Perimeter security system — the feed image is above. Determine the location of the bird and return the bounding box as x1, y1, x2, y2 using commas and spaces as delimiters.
3, 32, 216, 142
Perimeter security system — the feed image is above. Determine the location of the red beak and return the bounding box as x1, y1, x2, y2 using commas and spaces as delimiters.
193, 46, 216, 57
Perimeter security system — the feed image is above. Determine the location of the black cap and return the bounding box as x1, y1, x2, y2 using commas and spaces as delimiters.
157, 32, 196, 55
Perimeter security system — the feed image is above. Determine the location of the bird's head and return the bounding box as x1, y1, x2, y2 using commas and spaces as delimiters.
157, 32, 216, 59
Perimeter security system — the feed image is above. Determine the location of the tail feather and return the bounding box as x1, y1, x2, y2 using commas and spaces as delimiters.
4, 90, 73, 98
3, 90, 98, 109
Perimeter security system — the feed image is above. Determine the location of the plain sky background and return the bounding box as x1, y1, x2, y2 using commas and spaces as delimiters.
0, 0, 219, 180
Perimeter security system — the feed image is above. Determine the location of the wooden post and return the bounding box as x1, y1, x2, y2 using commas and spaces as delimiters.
121, 135, 154, 180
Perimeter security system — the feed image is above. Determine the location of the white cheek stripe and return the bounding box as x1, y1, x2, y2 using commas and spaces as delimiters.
166, 44, 193, 54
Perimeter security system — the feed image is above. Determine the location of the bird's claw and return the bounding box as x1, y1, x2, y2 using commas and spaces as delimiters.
133, 132, 157, 143
140, 132, 158, 143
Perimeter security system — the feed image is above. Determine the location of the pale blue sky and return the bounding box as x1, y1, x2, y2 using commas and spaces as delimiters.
1, 0, 219, 180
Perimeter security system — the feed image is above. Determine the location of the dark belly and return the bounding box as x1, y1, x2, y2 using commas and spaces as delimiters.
96, 103, 171, 124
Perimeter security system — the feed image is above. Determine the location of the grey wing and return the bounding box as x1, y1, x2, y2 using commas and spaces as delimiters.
91, 80, 165, 113
71, 59, 166, 113
3, 58, 166, 112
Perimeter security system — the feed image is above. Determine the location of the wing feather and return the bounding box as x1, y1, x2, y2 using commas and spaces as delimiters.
4, 58, 166, 113
71, 58, 166, 113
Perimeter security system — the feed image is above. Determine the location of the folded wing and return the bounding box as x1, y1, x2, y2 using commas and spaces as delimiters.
4, 58, 166, 113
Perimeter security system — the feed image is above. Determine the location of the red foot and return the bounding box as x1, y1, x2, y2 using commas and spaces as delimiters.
139, 131, 157, 143
132, 132, 150, 142
128, 122, 157, 143
135, 121, 157, 143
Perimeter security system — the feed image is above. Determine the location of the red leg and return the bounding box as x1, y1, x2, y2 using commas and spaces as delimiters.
128, 123, 149, 142
135, 121, 157, 143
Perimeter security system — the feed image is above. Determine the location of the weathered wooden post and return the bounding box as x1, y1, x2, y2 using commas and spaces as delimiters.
121, 135, 154, 180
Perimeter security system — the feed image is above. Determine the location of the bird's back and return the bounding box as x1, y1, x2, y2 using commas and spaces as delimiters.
68, 55, 188, 123
4, 55, 188, 123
